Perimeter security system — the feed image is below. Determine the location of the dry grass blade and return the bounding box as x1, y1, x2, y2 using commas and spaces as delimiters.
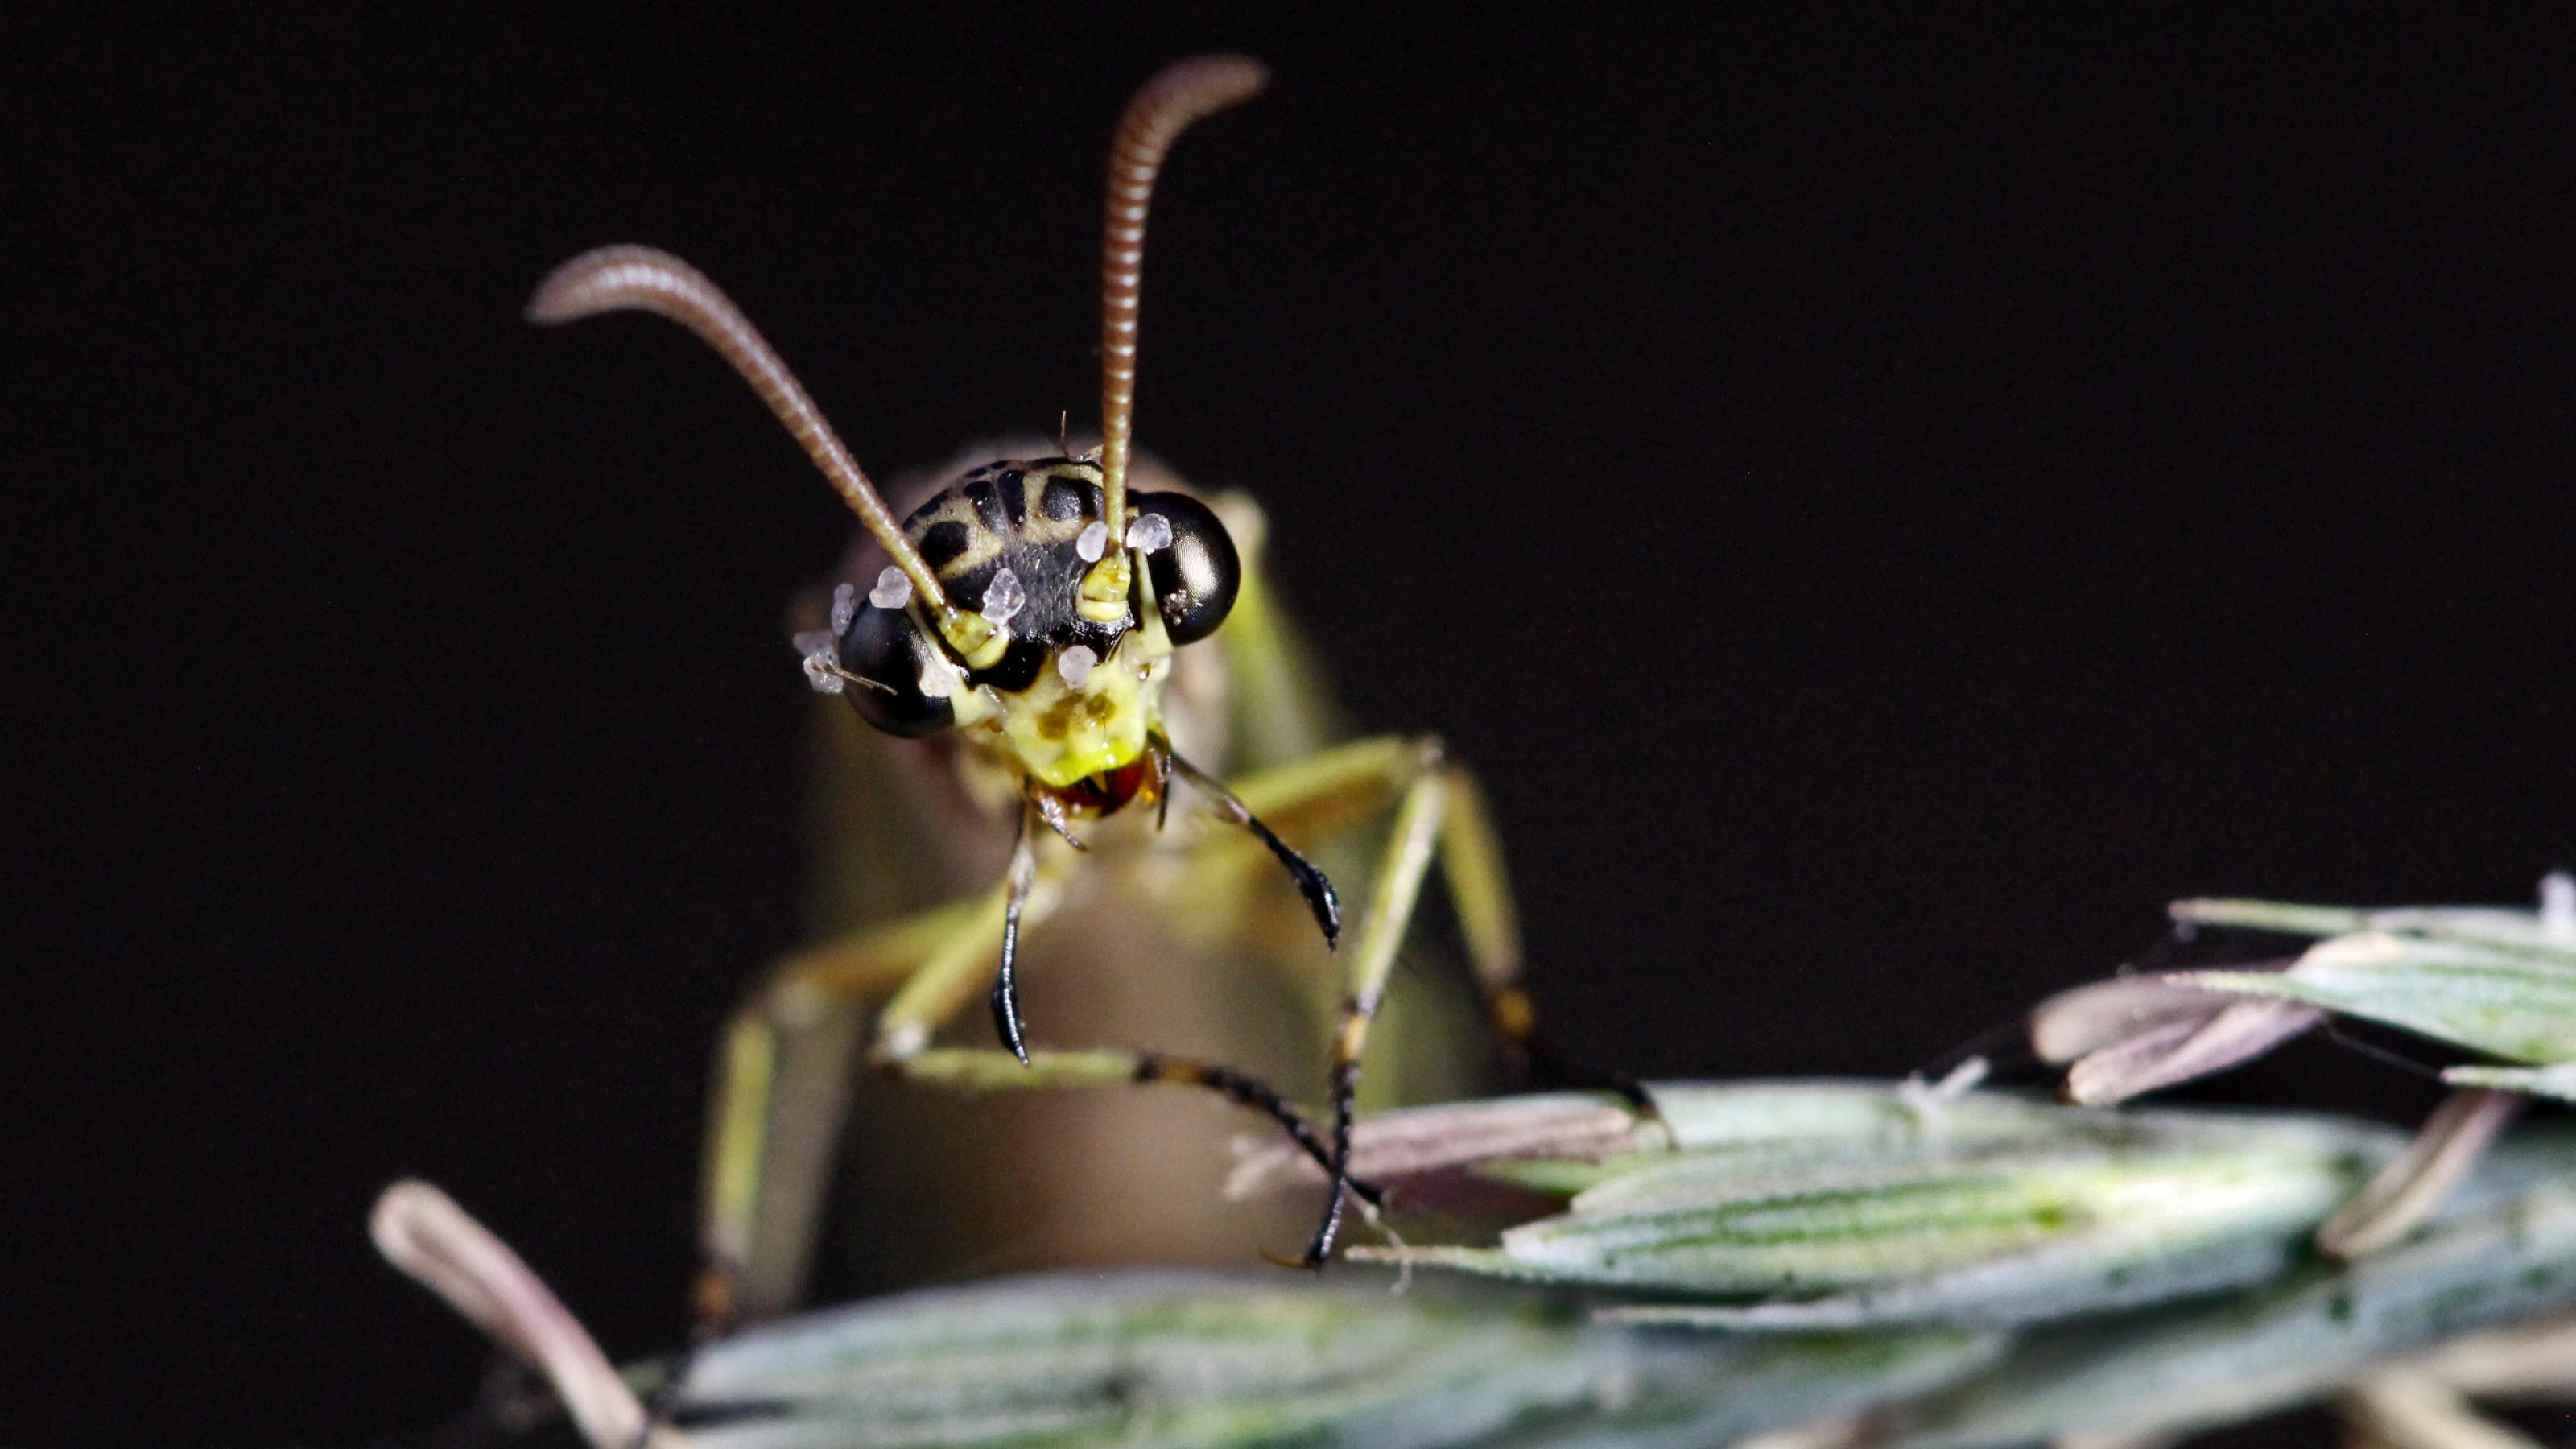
371, 1181, 679, 1449
2317, 1089, 2525, 1261
2159, 876, 2576, 1071
2058, 997, 2326, 1107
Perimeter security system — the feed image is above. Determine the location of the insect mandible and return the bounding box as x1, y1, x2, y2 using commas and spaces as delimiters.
530, 55, 1646, 1327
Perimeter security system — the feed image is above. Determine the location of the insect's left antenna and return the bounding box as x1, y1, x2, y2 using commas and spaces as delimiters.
1080, 55, 1268, 621
530, 246, 983, 654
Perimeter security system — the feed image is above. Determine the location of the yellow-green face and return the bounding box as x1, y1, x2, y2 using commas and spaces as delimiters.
982, 627, 1173, 789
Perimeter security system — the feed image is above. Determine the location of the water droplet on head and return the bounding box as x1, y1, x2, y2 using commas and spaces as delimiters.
980, 568, 1026, 627
829, 582, 859, 635
1125, 513, 1173, 554
1075, 519, 1110, 563
793, 630, 844, 695
869, 566, 912, 612
1057, 645, 1098, 687
919, 654, 959, 698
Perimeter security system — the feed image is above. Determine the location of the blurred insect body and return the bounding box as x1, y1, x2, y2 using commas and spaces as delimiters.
531, 56, 1633, 1325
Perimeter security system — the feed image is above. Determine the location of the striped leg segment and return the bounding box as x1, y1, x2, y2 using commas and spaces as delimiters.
1203, 735, 1654, 1264
1302, 750, 1447, 1265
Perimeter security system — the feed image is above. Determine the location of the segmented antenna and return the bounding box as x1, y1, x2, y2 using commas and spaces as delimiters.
1096, 55, 1269, 544
528, 246, 956, 625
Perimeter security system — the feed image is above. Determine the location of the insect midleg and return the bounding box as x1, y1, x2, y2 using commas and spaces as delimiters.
873, 993, 1368, 1228
701, 890, 1008, 1327
886, 1045, 1355, 1199
1436, 766, 1653, 1112
703, 824, 1378, 1326
1208, 733, 1635, 1103
1194, 733, 1653, 1262
1306, 749, 1448, 1265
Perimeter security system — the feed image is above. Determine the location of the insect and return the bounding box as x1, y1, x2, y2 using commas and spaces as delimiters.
531, 55, 1641, 1327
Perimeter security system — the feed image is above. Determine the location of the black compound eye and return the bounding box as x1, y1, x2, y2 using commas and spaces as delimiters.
836, 601, 956, 738
1131, 490, 1239, 646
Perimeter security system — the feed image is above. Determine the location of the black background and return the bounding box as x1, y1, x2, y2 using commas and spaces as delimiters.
13, 8, 2576, 1445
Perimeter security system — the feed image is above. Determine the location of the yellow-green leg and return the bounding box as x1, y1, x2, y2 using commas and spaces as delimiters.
1190, 727, 1649, 1257
1435, 764, 1649, 1107
870, 917, 1372, 1251
1182, 733, 1648, 1262
1305, 746, 1449, 1263
1211, 733, 1639, 1105
704, 818, 1358, 1327
700, 886, 1011, 1327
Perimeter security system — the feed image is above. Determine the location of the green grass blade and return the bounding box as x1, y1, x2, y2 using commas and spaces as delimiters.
1887, 1175, 2576, 1446
675, 1272, 2006, 1449
1355, 1088, 2395, 1328
2182, 934, 2576, 1065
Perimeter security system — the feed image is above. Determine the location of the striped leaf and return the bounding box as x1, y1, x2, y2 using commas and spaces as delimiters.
1348, 1085, 2396, 1328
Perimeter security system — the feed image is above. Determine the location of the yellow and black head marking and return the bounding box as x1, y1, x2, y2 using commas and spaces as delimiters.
828, 456, 1241, 795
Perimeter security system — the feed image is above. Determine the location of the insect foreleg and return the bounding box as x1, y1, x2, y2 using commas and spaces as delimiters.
704, 861, 1368, 1328
987, 805, 1039, 1067
1166, 747, 1339, 947
1213, 734, 1648, 1108
862, 850, 1381, 1238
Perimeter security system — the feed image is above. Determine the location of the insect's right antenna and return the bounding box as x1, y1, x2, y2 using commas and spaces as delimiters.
530, 246, 1001, 665
1080, 54, 1269, 623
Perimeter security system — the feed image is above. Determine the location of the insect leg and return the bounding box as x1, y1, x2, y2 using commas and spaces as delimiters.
1167, 748, 1340, 947
702, 891, 1005, 1328
863, 849, 1371, 1205
711, 853, 1367, 1323
1239, 736, 1651, 1110
1198, 735, 1656, 1260
1215, 734, 1652, 1104
886, 1045, 1372, 1211
987, 805, 1038, 1067
1435, 764, 1657, 1118
1298, 748, 1449, 1265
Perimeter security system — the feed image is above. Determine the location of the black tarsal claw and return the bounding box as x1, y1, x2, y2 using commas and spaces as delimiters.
1302, 870, 1341, 951
989, 970, 1029, 1067
1165, 749, 1339, 949
1246, 816, 1339, 949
